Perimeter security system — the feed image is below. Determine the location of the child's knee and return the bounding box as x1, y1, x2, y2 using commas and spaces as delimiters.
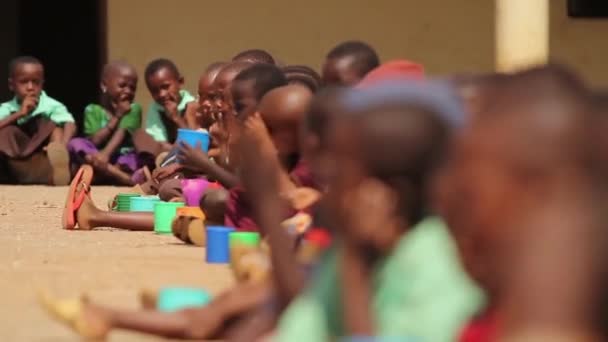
158, 178, 183, 201
200, 188, 229, 225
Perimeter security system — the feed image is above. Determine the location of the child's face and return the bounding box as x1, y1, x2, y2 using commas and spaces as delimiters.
103, 67, 137, 104
198, 73, 216, 119
322, 119, 402, 253
9, 62, 44, 101
146, 67, 182, 106
435, 124, 528, 296
322, 57, 359, 87
261, 107, 300, 159
208, 72, 235, 120
230, 79, 258, 122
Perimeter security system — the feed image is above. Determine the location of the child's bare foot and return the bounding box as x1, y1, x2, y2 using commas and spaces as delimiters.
76, 196, 97, 230
38, 291, 110, 340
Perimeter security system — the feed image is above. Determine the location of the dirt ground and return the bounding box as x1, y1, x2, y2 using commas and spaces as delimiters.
0, 185, 234, 341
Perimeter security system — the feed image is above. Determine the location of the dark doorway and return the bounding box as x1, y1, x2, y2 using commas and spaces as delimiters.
16, 0, 107, 127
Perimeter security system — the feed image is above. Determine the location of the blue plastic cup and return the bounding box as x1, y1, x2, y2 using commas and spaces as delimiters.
130, 196, 160, 212
176, 129, 210, 152
206, 226, 235, 263
157, 287, 212, 312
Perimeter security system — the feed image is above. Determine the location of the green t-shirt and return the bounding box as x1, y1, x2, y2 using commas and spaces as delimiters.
144, 89, 195, 142
83, 103, 142, 154
0, 91, 75, 126
276, 217, 484, 342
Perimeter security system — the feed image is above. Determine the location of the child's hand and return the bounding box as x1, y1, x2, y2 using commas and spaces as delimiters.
334, 178, 401, 253
112, 100, 131, 118
19, 95, 38, 116
163, 98, 179, 119
152, 163, 182, 182
177, 141, 211, 173
243, 113, 276, 157
283, 187, 321, 211
210, 122, 229, 147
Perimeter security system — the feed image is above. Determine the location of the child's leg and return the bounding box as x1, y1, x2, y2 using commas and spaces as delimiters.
201, 188, 229, 225
76, 196, 154, 231
42, 282, 271, 339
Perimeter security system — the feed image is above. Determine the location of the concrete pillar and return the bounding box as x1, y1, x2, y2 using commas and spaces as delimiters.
495, 0, 549, 72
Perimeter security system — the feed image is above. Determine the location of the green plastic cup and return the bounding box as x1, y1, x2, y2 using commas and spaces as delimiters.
229, 231, 261, 247
116, 193, 140, 211
154, 201, 185, 234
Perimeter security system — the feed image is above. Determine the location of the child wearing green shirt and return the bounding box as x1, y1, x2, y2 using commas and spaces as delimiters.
131, 58, 198, 161
0, 56, 76, 185
67, 61, 144, 185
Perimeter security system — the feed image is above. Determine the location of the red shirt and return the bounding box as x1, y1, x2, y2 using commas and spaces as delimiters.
459, 309, 498, 342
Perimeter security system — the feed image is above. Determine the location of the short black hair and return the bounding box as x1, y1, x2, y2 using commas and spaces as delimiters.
233, 63, 287, 101
283, 65, 322, 93
8, 56, 43, 77
326, 40, 380, 78
232, 49, 275, 65
144, 58, 181, 81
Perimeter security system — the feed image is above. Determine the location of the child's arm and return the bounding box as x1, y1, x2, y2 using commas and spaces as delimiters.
177, 142, 239, 189
89, 115, 120, 147
0, 95, 37, 129
99, 128, 127, 159
238, 123, 307, 307
61, 122, 77, 145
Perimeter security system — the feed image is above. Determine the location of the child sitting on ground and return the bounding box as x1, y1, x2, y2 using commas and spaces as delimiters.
131, 58, 198, 160
225, 84, 318, 232
321, 40, 380, 87
67, 61, 143, 185
0, 56, 76, 185
275, 80, 481, 341
435, 65, 597, 342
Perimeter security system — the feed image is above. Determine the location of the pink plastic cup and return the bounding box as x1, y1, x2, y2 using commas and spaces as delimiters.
181, 178, 209, 207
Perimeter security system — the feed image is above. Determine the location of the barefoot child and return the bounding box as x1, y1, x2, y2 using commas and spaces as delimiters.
197, 61, 227, 130
276, 81, 481, 341
0, 56, 76, 185
321, 40, 380, 86
67, 61, 143, 185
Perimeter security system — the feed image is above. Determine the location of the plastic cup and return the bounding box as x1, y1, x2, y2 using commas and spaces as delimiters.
130, 196, 160, 212
181, 178, 210, 207
116, 193, 140, 211
206, 226, 235, 263
154, 201, 185, 234
157, 287, 211, 312
176, 129, 210, 152
229, 232, 261, 247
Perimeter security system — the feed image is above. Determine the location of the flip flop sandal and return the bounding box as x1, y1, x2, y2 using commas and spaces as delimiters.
62, 165, 94, 230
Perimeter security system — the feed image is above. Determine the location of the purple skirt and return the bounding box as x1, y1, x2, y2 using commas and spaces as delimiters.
67, 137, 139, 173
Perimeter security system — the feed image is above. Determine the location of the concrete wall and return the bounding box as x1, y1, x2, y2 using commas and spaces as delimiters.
550, 0, 608, 87
107, 0, 495, 107
107, 0, 608, 109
